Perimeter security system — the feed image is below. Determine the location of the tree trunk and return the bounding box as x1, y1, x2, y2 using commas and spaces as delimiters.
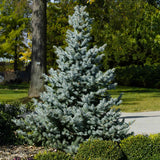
14, 43, 18, 72
28, 0, 46, 98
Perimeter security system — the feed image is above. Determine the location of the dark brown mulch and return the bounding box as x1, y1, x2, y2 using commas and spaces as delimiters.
0, 145, 55, 160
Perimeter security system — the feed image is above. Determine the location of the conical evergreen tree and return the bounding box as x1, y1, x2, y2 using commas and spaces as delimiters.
14, 5, 132, 153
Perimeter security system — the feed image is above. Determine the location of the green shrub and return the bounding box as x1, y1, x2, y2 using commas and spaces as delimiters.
120, 135, 153, 160
149, 134, 160, 155
0, 102, 21, 144
0, 102, 34, 145
75, 139, 124, 160
147, 153, 160, 160
115, 65, 160, 88
34, 150, 73, 160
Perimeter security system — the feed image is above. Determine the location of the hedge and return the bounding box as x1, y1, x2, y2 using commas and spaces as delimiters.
75, 139, 124, 160
115, 65, 160, 88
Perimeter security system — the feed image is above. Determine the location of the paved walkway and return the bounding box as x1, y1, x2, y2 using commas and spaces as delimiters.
121, 111, 160, 135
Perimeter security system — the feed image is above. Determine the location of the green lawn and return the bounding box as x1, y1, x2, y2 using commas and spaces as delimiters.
0, 84, 160, 112
0, 83, 29, 103
110, 86, 160, 112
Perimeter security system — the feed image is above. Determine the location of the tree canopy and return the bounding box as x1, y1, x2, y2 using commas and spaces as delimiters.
0, 0, 31, 71
0, 0, 160, 72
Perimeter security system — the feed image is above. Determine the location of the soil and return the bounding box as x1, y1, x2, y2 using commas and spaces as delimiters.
0, 145, 55, 160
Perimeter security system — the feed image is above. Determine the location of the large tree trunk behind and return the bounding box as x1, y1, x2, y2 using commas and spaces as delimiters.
28, 0, 46, 98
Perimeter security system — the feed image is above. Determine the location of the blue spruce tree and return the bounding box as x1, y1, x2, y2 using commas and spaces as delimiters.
14, 5, 132, 153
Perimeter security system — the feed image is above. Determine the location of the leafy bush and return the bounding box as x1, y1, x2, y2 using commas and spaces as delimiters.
34, 151, 73, 160
0, 102, 34, 145
115, 65, 160, 88
75, 139, 124, 160
0, 102, 21, 144
147, 153, 160, 160
149, 133, 160, 155
120, 135, 153, 160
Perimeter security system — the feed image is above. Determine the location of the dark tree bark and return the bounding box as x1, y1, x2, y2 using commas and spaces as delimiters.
14, 42, 18, 72
28, 0, 47, 98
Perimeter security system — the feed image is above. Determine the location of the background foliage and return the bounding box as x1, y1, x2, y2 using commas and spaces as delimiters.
0, 0, 160, 84
115, 65, 160, 88
46, 1, 77, 69
0, 0, 31, 71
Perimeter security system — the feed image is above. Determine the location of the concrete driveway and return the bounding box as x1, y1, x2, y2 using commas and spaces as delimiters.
121, 111, 160, 135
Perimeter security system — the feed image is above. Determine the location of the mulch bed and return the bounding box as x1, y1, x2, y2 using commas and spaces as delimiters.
0, 145, 55, 160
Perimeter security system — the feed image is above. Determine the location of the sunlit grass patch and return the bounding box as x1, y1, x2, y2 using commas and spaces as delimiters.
0, 83, 28, 103
110, 86, 160, 112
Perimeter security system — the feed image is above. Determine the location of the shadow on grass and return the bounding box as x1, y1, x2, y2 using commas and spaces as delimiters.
150, 94, 160, 97
0, 83, 29, 89
120, 97, 141, 106
123, 97, 141, 101
116, 86, 160, 93
122, 102, 139, 105
0, 90, 27, 94
110, 87, 160, 99
111, 90, 160, 94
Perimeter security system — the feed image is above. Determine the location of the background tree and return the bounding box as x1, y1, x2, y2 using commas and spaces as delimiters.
19, 32, 32, 64
86, 0, 114, 46
102, 0, 160, 69
147, 0, 160, 9
28, 0, 47, 98
80, 0, 160, 69
0, 0, 30, 71
47, 0, 77, 69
